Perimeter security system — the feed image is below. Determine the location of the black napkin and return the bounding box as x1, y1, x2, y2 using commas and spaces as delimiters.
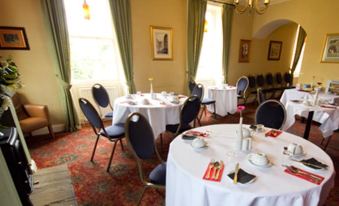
182, 134, 197, 140
301, 158, 328, 169
228, 169, 256, 184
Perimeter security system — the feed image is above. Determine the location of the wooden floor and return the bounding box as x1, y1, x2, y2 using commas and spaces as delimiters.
30, 164, 77, 206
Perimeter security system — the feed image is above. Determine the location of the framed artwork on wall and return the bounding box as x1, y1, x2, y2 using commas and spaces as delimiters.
150, 26, 173, 60
239, 39, 251, 63
321, 33, 339, 63
0, 27, 29, 50
268, 40, 282, 60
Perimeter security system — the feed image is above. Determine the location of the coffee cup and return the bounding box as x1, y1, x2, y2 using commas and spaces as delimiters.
256, 124, 264, 132
192, 138, 207, 148
249, 153, 268, 166
287, 143, 298, 155
294, 145, 304, 155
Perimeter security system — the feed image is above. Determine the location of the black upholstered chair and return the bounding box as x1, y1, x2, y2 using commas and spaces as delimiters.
265, 73, 274, 99
256, 74, 265, 88
165, 96, 201, 136
191, 83, 204, 100
236, 76, 249, 103
125, 112, 165, 205
78, 98, 124, 172
192, 83, 216, 120
91, 83, 113, 119
257, 88, 265, 105
273, 72, 284, 98
255, 100, 286, 130
283, 72, 293, 89
188, 80, 197, 94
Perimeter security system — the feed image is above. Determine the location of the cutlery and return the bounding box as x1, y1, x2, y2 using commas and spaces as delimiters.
290, 159, 326, 169
214, 161, 223, 180
206, 160, 215, 179
212, 161, 220, 179
233, 163, 240, 184
283, 165, 322, 183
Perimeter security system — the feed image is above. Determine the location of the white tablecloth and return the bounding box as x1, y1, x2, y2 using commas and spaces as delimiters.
282, 101, 339, 138
166, 124, 335, 206
112, 93, 185, 138
280, 88, 338, 106
207, 86, 237, 116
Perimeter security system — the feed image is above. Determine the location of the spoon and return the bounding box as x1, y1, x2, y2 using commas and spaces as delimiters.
206, 160, 216, 179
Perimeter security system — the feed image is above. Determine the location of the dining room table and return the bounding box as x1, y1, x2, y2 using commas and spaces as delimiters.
112, 92, 186, 139
206, 85, 237, 116
280, 88, 338, 106
166, 124, 335, 206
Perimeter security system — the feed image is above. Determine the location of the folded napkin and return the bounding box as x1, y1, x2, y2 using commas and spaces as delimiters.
284, 166, 324, 185
265, 130, 282, 138
184, 130, 209, 138
182, 134, 197, 140
203, 161, 224, 182
228, 169, 256, 184
301, 158, 328, 170
291, 99, 302, 103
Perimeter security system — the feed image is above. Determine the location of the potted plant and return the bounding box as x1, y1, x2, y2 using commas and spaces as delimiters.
0, 56, 21, 97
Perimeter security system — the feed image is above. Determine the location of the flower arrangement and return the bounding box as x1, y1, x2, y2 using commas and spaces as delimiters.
237, 105, 246, 118
0, 57, 21, 96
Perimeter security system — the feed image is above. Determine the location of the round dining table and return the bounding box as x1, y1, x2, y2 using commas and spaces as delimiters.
207, 86, 237, 116
112, 93, 186, 138
166, 124, 335, 206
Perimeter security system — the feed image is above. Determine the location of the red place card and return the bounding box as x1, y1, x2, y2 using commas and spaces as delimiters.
185, 130, 209, 138
265, 130, 282, 138
203, 162, 224, 182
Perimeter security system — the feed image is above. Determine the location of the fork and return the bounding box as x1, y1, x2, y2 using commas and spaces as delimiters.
206, 160, 216, 179
214, 161, 223, 180
283, 165, 322, 183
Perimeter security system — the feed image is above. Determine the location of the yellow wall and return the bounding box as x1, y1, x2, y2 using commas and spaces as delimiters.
131, 0, 186, 93
0, 0, 66, 124
253, 0, 339, 85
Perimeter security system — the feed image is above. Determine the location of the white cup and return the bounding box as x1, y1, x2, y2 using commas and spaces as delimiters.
249, 153, 268, 166
241, 138, 252, 152
256, 124, 264, 132
294, 145, 304, 155
192, 138, 207, 148
287, 143, 297, 155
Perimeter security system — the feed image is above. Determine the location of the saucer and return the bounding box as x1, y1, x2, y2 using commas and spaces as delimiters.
191, 144, 208, 152
248, 158, 272, 168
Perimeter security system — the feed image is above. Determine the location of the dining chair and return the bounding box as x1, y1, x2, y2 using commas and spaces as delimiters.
257, 88, 265, 105
91, 83, 114, 119
125, 112, 166, 206
283, 72, 294, 89
274, 72, 284, 99
78, 98, 124, 172
188, 79, 197, 94
165, 96, 201, 136
192, 83, 216, 122
236, 76, 249, 104
255, 99, 286, 130
265, 73, 274, 99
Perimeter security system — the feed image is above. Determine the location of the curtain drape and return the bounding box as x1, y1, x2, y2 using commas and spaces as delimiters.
45, 0, 77, 132
187, 0, 207, 82
222, 4, 234, 83
291, 26, 307, 82
109, 0, 136, 94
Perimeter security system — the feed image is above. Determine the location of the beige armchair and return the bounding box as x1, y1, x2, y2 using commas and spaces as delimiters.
12, 94, 55, 138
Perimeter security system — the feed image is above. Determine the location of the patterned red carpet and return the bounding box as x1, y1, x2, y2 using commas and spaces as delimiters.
28, 104, 339, 206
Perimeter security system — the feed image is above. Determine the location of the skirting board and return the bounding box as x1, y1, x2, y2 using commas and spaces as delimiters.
31, 124, 65, 136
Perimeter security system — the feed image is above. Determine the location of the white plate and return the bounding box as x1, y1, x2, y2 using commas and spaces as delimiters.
191, 145, 208, 152
248, 158, 273, 168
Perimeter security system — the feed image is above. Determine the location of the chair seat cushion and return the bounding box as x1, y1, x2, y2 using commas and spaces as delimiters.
149, 162, 166, 185
202, 98, 215, 105
20, 117, 48, 133
166, 124, 192, 134
104, 111, 113, 118
100, 124, 124, 138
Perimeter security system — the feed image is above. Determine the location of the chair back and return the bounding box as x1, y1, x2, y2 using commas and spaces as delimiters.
92, 83, 111, 108
181, 96, 201, 126
236, 76, 249, 96
248, 75, 256, 89
125, 112, 156, 160
188, 80, 197, 94
275, 72, 283, 85
255, 100, 286, 130
265, 73, 274, 87
192, 83, 204, 101
283, 72, 292, 86
78, 98, 104, 131
257, 88, 265, 105
256, 74, 265, 87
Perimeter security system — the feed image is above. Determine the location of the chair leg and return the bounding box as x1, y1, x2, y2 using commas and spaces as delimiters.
137, 187, 147, 206
90, 134, 100, 162
107, 141, 118, 172
47, 124, 55, 138
323, 136, 332, 150
160, 134, 164, 152
213, 103, 216, 118
119, 139, 124, 151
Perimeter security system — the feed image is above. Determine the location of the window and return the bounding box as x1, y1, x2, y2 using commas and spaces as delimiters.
63, 0, 125, 84
196, 4, 223, 86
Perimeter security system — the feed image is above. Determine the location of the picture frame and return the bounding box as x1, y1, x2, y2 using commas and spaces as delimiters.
239, 39, 251, 63
0, 27, 30, 50
150, 26, 173, 60
321, 33, 339, 63
268, 41, 282, 60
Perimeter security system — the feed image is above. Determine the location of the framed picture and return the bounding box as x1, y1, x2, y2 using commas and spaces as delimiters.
268, 41, 282, 60
150, 26, 173, 60
239, 39, 251, 63
0, 27, 29, 50
321, 33, 339, 63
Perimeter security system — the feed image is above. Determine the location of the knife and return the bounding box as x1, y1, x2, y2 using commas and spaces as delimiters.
233, 163, 240, 184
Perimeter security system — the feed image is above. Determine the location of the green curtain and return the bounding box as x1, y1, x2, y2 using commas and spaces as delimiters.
222, 4, 234, 83
109, 0, 136, 94
44, 0, 77, 132
291, 26, 307, 83
187, 0, 207, 82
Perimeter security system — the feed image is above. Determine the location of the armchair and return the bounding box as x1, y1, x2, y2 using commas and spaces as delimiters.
12, 94, 55, 138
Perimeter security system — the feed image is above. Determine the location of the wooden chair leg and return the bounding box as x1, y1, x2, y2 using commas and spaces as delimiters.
323, 136, 332, 150
90, 134, 100, 162
47, 124, 55, 138
137, 187, 147, 206
119, 139, 124, 151
107, 140, 118, 172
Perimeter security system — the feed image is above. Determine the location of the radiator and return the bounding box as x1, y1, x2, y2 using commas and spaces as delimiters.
71, 82, 126, 123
